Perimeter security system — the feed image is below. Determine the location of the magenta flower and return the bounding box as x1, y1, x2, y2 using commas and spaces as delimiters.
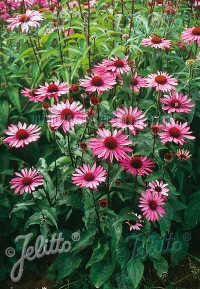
21, 88, 42, 103
120, 155, 155, 176
160, 92, 194, 113
125, 213, 144, 231
88, 129, 132, 163
145, 71, 178, 92
3, 122, 41, 148
181, 27, 200, 46
130, 73, 147, 91
141, 35, 171, 50
36, 81, 70, 102
139, 190, 165, 221
148, 180, 169, 197
110, 106, 147, 135
10, 168, 43, 194
72, 163, 106, 191
159, 117, 195, 146
176, 149, 192, 161
101, 56, 131, 75
47, 100, 87, 132
79, 73, 116, 94
7, 10, 44, 33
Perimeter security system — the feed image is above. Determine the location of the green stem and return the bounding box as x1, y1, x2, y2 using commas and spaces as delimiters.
67, 131, 74, 167
90, 190, 101, 227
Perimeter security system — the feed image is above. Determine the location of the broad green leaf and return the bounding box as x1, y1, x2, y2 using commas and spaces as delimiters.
127, 258, 144, 288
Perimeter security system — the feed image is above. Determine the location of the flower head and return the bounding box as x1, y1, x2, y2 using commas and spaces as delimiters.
130, 73, 147, 91
160, 92, 194, 113
79, 73, 116, 94
47, 100, 87, 132
10, 168, 43, 194
72, 163, 106, 191
159, 117, 195, 146
148, 180, 169, 197
36, 81, 70, 102
125, 213, 144, 231
150, 123, 163, 134
145, 71, 178, 92
21, 88, 42, 103
7, 10, 43, 33
120, 155, 155, 176
3, 122, 41, 148
141, 35, 171, 50
88, 129, 132, 163
176, 149, 192, 161
110, 106, 147, 135
139, 190, 165, 221
101, 56, 131, 75
181, 27, 200, 46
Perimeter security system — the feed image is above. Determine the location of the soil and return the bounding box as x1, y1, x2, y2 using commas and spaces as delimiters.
0, 254, 200, 289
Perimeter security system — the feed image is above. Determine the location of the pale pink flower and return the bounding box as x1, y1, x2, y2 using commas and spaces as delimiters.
72, 163, 106, 191
148, 180, 169, 197
110, 106, 147, 135
160, 92, 194, 113
139, 190, 165, 221
130, 73, 147, 91
176, 149, 192, 161
47, 100, 87, 132
68, 0, 78, 8
88, 129, 132, 163
79, 74, 116, 94
3, 122, 41, 148
10, 168, 43, 194
145, 71, 178, 92
7, 10, 44, 33
141, 35, 171, 50
120, 155, 155, 176
36, 81, 70, 102
125, 213, 144, 231
181, 27, 200, 46
21, 88, 42, 103
101, 56, 131, 75
159, 117, 195, 145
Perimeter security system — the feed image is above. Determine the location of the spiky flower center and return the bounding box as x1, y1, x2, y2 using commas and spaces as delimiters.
148, 200, 158, 210
170, 99, 181, 108
104, 136, 118, 149
123, 115, 135, 125
155, 75, 168, 84
61, 108, 74, 120
47, 83, 59, 93
91, 76, 103, 87
31, 89, 37, 96
131, 157, 143, 169
84, 172, 95, 182
169, 127, 181, 138
155, 186, 162, 192
22, 177, 32, 186
192, 27, 200, 36
131, 78, 138, 86
16, 129, 29, 140
151, 36, 162, 44
20, 14, 30, 23
114, 60, 124, 68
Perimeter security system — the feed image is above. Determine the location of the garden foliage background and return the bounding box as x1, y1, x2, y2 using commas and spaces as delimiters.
0, 0, 200, 288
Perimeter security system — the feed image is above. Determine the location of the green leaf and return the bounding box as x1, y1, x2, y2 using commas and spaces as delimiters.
57, 254, 82, 280
71, 226, 97, 254
86, 242, 109, 268
158, 203, 173, 236
152, 256, 168, 277
127, 258, 144, 288
171, 230, 189, 266
7, 87, 21, 112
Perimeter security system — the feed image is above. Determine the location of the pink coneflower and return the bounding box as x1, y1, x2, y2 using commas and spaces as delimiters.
141, 35, 171, 50
3, 122, 41, 148
148, 180, 169, 197
10, 168, 43, 194
130, 73, 147, 91
181, 27, 200, 46
79, 73, 116, 94
88, 129, 132, 163
176, 149, 192, 161
36, 81, 70, 102
110, 106, 147, 135
21, 88, 42, 103
150, 123, 163, 134
125, 213, 144, 231
102, 56, 131, 75
145, 71, 178, 92
72, 163, 106, 191
120, 155, 155, 176
160, 92, 194, 113
7, 10, 43, 33
159, 117, 195, 145
139, 190, 165, 221
47, 100, 87, 132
